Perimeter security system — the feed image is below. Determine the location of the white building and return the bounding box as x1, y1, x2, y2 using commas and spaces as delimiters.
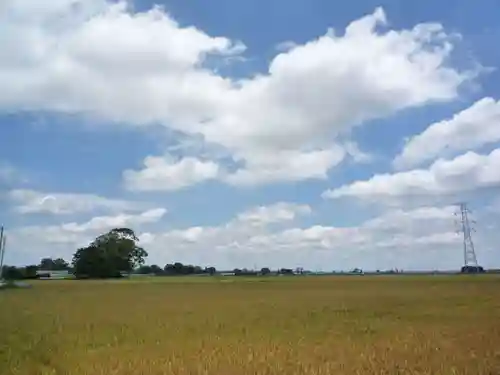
36, 270, 71, 280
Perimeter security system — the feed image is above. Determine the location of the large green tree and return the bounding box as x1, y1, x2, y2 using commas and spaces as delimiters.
72, 228, 148, 278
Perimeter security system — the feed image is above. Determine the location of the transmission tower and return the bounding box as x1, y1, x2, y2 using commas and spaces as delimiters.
455, 203, 481, 271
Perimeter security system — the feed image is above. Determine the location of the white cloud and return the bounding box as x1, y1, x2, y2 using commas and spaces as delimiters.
0, 2, 476, 189
11, 208, 167, 249
236, 202, 311, 225
324, 148, 500, 201
363, 205, 457, 231
123, 156, 220, 191
59, 208, 166, 233
198, 8, 472, 186
0, 0, 240, 124
224, 148, 345, 186
8, 189, 148, 214
394, 97, 500, 169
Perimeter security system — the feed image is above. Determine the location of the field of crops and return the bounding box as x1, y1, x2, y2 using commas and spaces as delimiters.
1, 275, 499, 375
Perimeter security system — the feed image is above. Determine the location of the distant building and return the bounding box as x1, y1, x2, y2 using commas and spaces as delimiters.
36, 270, 71, 280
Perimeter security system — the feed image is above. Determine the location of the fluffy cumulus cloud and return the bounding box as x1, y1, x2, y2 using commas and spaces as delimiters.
223, 148, 346, 186
8, 189, 148, 214
0, 1, 475, 189
0, 0, 240, 121
9, 208, 167, 259
123, 156, 220, 192
394, 98, 500, 169
324, 148, 500, 202
236, 202, 312, 225
59, 208, 167, 233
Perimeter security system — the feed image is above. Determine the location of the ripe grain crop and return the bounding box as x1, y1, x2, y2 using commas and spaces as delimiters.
1, 276, 499, 375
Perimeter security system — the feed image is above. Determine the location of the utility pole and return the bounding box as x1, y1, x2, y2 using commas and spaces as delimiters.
0, 226, 5, 280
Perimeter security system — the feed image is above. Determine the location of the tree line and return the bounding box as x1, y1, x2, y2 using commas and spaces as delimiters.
1, 260, 220, 280
1, 257, 70, 280
136, 263, 217, 276
2, 227, 295, 280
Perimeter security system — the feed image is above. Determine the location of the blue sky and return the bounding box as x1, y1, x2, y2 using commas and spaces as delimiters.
1, 0, 500, 270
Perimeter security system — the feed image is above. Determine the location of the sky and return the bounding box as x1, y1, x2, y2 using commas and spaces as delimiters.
1, 0, 500, 271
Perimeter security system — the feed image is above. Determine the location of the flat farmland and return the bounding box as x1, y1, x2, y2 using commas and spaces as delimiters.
1, 276, 500, 375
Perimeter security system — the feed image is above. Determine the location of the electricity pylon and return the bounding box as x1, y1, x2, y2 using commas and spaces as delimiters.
455, 203, 481, 271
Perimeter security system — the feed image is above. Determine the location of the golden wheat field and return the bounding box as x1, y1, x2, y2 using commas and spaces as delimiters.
1, 275, 500, 375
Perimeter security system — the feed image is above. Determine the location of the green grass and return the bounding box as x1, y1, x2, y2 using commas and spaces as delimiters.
1, 275, 499, 374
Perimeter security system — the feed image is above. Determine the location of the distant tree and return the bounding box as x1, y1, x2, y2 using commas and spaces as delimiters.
40, 258, 53, 270
2, 266, 23, 280
137, 265, 152, 274
279, 268, 294, 275
53, 258, 69, 270
72, 228, 147, 279
1, 265, 39, 280
164, 264, 175, 275
234, 268, 258, 276
40, 257, 69, 271
205, 266, 216, 275
260, 267, 271, 275
150, 265, 163, 275
173, 262, 184, 274
24, 265, 39, 279
162, 263, 215, 276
